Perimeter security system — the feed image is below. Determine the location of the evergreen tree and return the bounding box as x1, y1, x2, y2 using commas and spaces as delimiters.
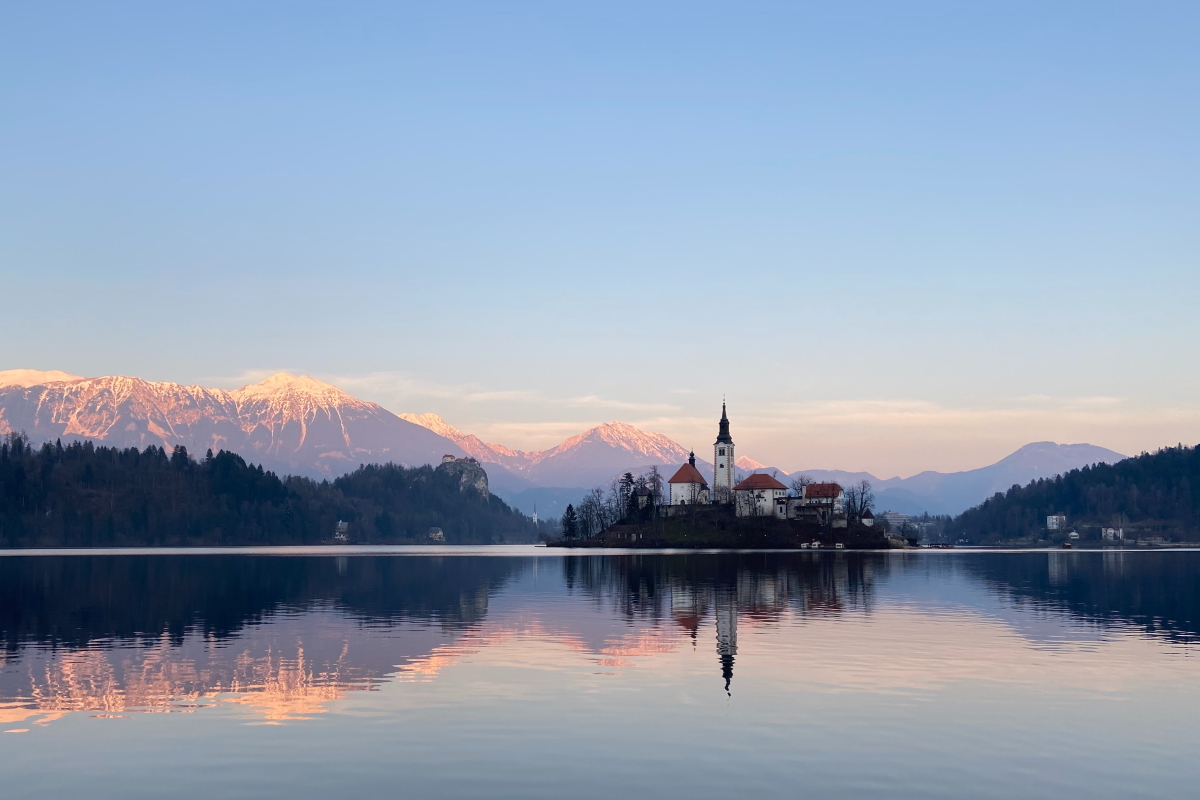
561, 504, 579, 540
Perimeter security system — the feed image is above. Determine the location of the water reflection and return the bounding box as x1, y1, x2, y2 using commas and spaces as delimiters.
2, 550, 1199, 727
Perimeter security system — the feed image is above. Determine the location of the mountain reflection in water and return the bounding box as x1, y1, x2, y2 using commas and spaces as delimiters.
3, 550, 1199, 729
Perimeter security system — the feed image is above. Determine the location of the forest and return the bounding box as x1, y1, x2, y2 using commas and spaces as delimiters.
0, 434, 540, 547
945, 444, 1200, 544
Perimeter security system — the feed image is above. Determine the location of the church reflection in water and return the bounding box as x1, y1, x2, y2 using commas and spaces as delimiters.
3, 551, 1199, 725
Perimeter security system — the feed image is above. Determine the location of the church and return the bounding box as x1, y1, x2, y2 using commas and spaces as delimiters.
666, 403, 790, 518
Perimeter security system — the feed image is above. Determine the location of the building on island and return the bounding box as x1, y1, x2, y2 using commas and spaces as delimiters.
669, 452, 710, 505
713, 402, 735, 504
634, 486, 654, 508
657, 406, 856, 530
733, 472, 788, 518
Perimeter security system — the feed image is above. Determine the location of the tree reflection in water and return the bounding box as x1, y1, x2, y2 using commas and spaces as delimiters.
3, 550, 1199, 723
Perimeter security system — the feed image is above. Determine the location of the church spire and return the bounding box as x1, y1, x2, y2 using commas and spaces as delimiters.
715, 401, 732, 444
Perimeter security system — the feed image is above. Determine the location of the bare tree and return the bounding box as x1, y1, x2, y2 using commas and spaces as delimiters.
856, 479, 874, 519
844, 479, 875, 524
577, 487, 607, 538
646, 466, 664, 506
789, 473, 815, 498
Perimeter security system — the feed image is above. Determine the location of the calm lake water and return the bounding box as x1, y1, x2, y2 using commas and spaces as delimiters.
2, 547, 1199, 799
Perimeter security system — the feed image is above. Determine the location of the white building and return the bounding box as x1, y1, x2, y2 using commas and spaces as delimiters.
803, 483, 846, 515
713, 402, 735, 503
669, 453, 710, 505
1102, 527, 1124, 541
733, 473, 788, 517
1047, 515, 1067, 531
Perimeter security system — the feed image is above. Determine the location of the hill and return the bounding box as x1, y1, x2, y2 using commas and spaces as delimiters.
742, 442, 1127, 516
0, 433, 540, 547
944, 444, 1200, 544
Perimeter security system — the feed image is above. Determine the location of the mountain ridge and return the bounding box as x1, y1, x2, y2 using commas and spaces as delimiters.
0, 371, 464, 478
1, 369, 1129, 517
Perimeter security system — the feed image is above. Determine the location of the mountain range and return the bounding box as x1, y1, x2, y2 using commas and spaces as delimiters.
0, 369, 1127, 519
0, 370, 463, 478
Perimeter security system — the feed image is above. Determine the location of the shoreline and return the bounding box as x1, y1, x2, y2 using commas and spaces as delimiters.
0, 544, 1196, 556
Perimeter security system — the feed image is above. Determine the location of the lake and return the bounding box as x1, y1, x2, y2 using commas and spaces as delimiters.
2, 547, 1199, 799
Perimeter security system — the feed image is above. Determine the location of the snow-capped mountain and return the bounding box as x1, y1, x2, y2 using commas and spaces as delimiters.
399, 412, 529, 467
0, 371, 463, 478
398, 415, 700, 489
521, 421, 696, 487
735, 456, 767, 471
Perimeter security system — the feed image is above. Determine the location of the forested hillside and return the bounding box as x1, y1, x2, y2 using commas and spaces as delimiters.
945, 444, 1199, 544
0, 434, 539, 547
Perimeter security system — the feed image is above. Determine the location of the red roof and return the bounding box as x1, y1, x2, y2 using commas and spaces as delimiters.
733, 473, 787, 491
668, 463, 709, 485
804, 482, 843, 499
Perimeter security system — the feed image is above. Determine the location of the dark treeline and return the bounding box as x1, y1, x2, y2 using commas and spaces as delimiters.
946, 444, 1200, 543
0, 433, 538, 547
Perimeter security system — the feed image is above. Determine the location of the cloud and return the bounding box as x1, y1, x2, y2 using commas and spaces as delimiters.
565, 395, 679, 412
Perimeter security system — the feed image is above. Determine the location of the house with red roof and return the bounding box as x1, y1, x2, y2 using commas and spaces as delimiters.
801, 482, 845, 514
732, 472, 788, 518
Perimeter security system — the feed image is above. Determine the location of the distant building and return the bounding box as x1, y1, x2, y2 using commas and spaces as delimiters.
1068, 531, 1080, 541
333, 520, 349, 542
733, 473, 788, 518
427, 527, 445, 542
442, 454, 457, 463
882, 511, 910, 531
861, 508, 875, 527
1047, 514, 1067, 531
1102, 527, 1124, 541
669, 452, 710, 505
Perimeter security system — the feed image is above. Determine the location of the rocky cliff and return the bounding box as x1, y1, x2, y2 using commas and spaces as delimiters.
435, 458, 490, 499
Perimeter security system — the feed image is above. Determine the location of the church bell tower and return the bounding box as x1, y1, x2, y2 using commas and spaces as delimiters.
713, 402, 734, 503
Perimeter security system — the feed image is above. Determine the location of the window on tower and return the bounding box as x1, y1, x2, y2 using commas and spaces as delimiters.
718, 448, 725, 456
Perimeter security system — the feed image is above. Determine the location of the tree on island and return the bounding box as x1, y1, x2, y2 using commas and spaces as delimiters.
844, 480, 875, 524
789, 473, 814, 497
646, 466, 664, 506
560, 504, 579, 540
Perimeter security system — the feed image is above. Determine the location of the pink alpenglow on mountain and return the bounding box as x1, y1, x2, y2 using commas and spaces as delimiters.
0, 372, 462, 478
400, 416, 695, 488
735, 456, 767, 471
399, 413, 529, 468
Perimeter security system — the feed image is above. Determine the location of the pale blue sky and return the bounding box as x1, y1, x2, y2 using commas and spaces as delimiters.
2, 1, 1197, 475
